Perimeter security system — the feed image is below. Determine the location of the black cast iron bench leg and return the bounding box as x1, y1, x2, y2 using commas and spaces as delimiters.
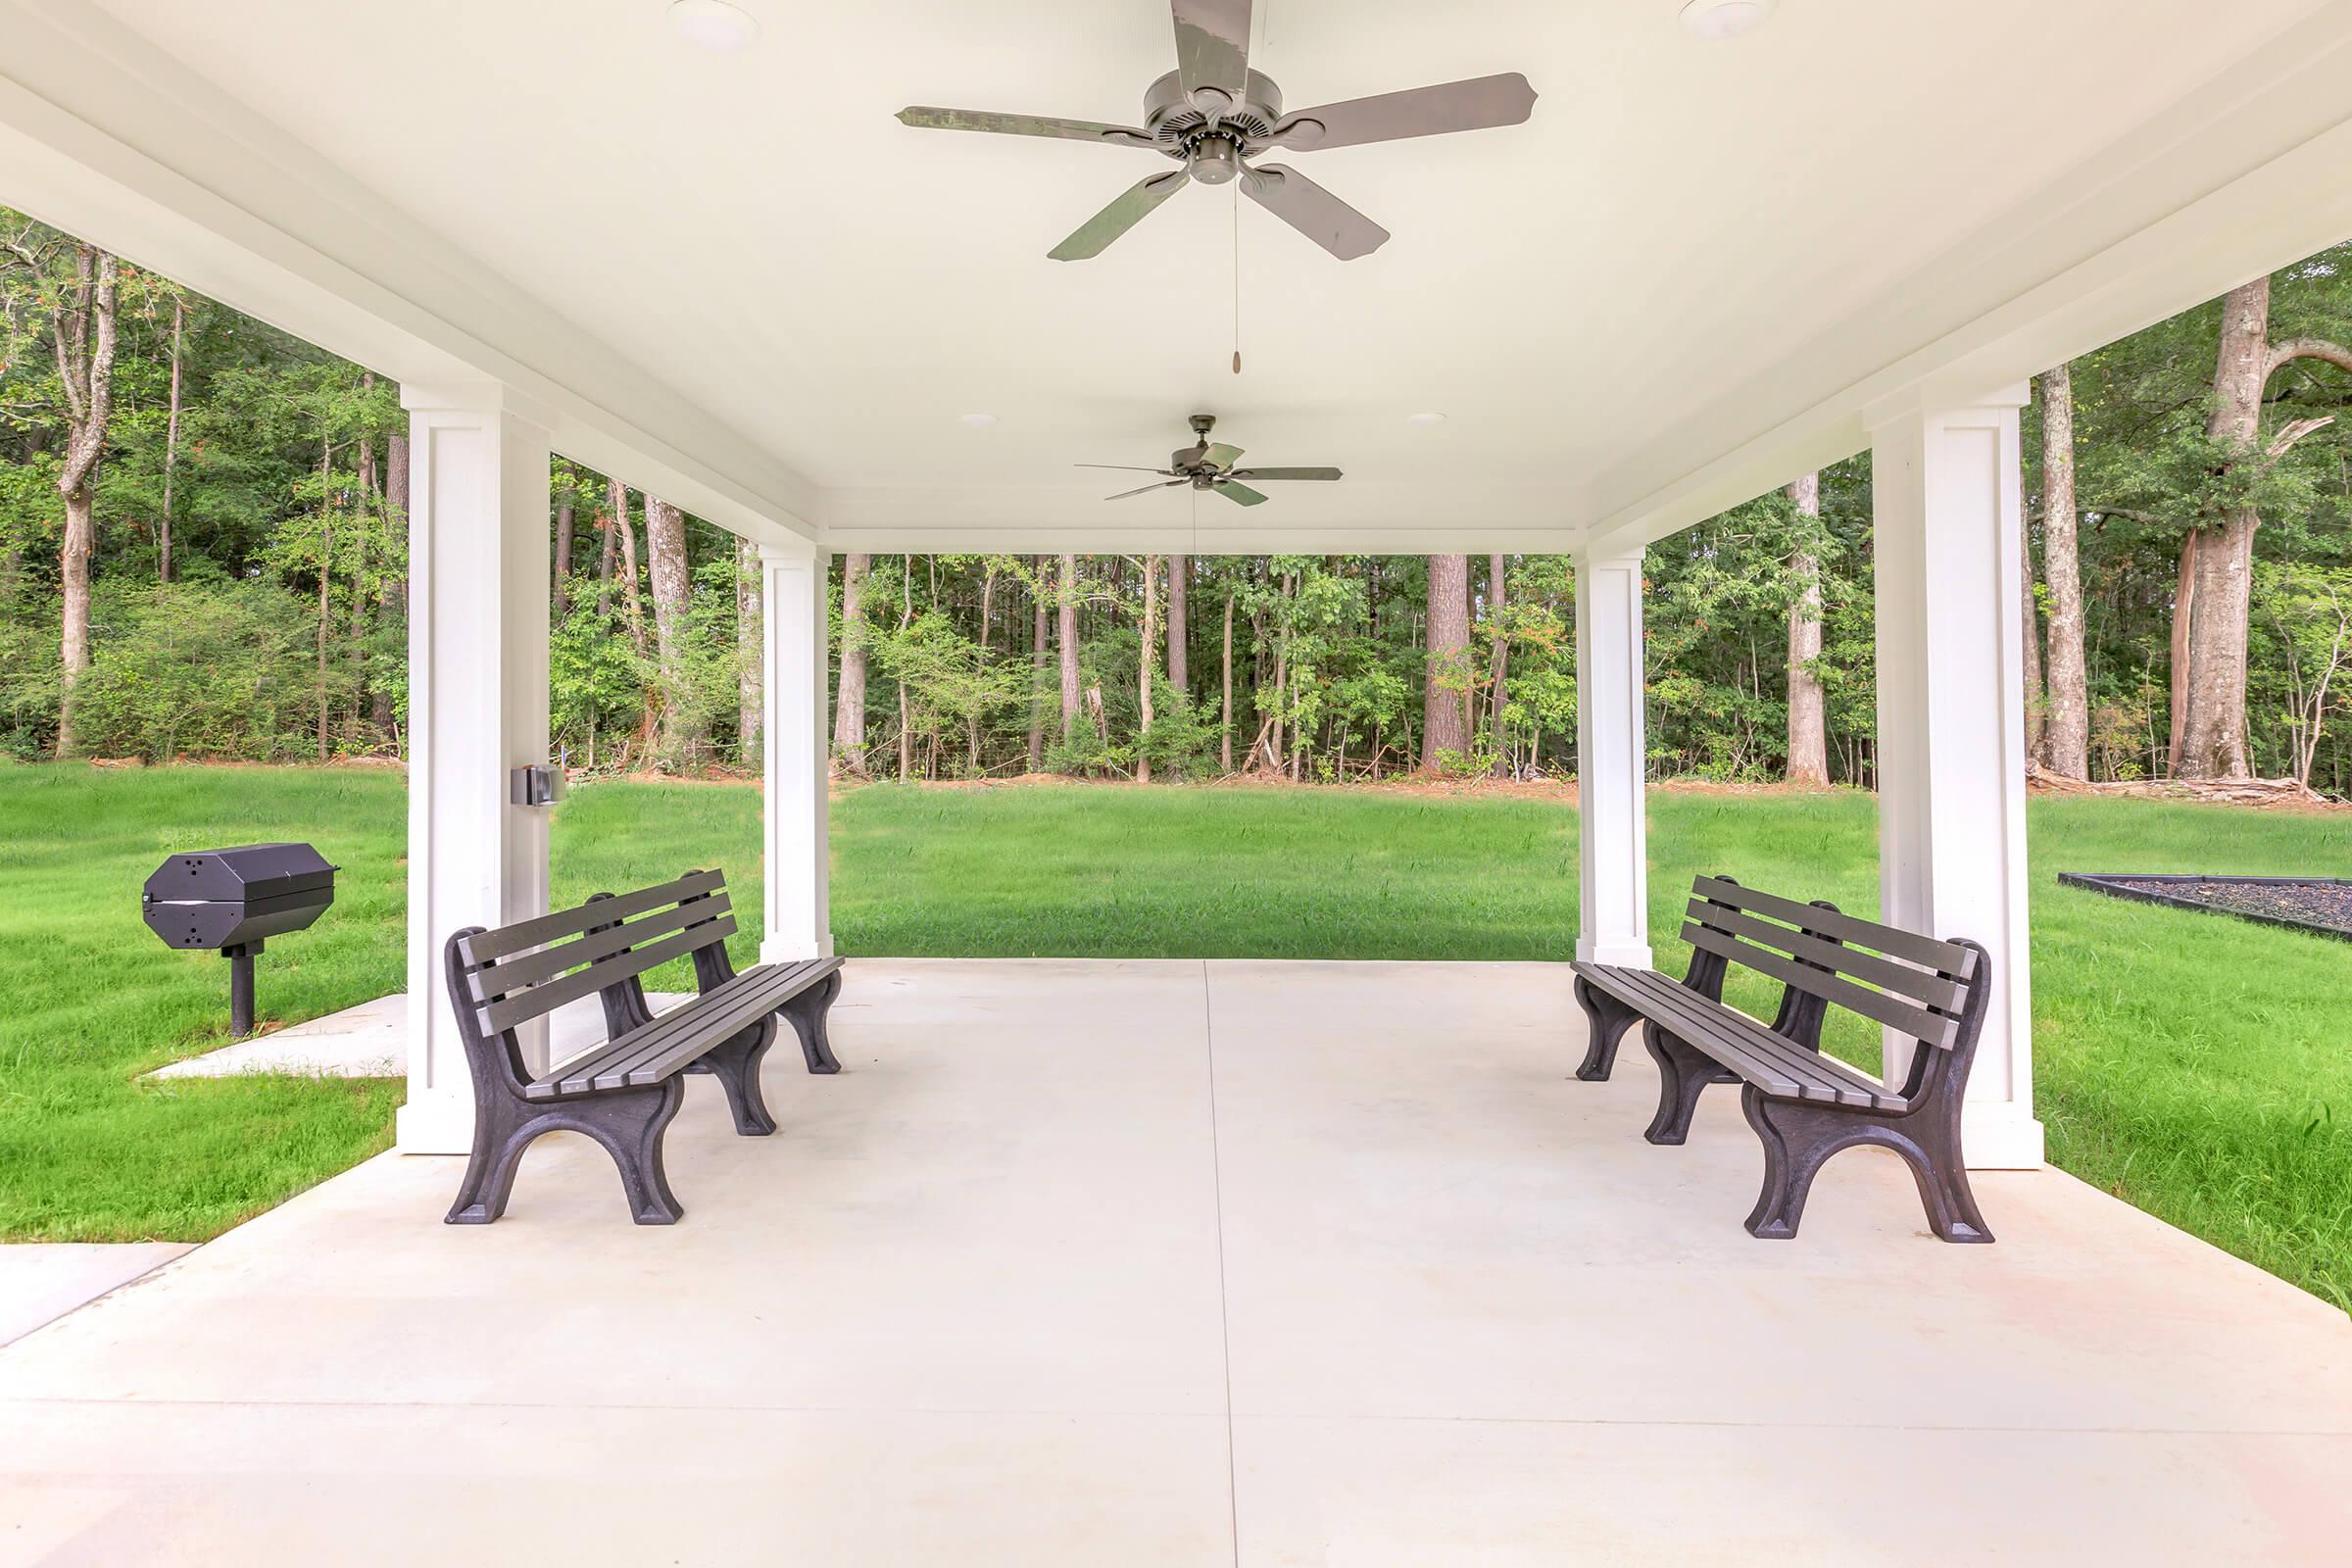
782, 968, 843, 1075
446, 1077, 689, 1227
1642, 1021, 1738, 1146
687, 1016, 781, 1136
1571, 972, 1643, 1082
1740, 1086, 1992, 1244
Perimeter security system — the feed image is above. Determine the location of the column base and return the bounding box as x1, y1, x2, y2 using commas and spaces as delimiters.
761, 933, 837, 965
396, 1094, 475, 1156
1962, 1102, 2045, 1170
1574, 937, 1653, 968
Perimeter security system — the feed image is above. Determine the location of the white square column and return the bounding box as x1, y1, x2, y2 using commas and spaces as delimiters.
760, 544, 833, 963
1869, 389, 2045, 1169
397, 384, 555, 1155
1574, 551, 1652, 967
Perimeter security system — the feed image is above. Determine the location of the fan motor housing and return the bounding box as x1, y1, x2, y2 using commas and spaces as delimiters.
1143, 70, 1284, 151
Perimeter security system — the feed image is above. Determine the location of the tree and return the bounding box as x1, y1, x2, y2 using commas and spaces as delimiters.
834, 552, 872, 774
1027, 556, 1047, 772
737, 538, 760, 759
1784, 473, 1830, 786
643, 493, 699, 761
608, 477, 646, 655
2039, 364, 2091, 779
1138, 553, 1159, 782
2176, 275, 2352, 778
1168, 552, 1189, 694
8, 236, 122, 756
1420, 554, 1470, 770
1057, 553, 1082, 752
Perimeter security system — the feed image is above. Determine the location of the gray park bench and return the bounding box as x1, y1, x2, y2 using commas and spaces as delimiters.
440, 869, 843, 1225
1570, 875, 1993, 1244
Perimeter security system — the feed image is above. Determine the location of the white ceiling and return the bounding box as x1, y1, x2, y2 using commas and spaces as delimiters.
57, 0, 2352, 546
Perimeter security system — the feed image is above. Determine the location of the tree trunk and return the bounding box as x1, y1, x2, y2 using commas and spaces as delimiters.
1168, 553, 1189, 694
737, 538, 760, 760
898, 560, 914, 782
2168, 530, 2196, 777
375, 431, 409, 736
1783, 474, 1830, 786
552, 494, 575, 620
316, 442, 333, 763
596, 495, 617, 620
1487, 552, 1510, 774
1027, 557, 1047, 772
2178, 277, 2275, 780
1057, 554, 1082, 752
1420, 555, 1471, 770
51, 245, 119, 759
2021, 517, 2046, 763
1221, 587, 1236, 771
2039, 363, 2090, 779
610, 478, 647, 656
1138, 553, 1159, 783
352, 378, 376, 736
160, 293, 184, 585
643, 494, 698, 761
833, 553, 871, 774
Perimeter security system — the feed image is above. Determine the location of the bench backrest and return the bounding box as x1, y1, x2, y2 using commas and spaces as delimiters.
449, 870, 735, 1042
1681, 875, 1980, 1053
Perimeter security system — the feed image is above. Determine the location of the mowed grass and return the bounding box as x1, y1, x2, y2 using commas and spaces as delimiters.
3, 766, 2348, 1311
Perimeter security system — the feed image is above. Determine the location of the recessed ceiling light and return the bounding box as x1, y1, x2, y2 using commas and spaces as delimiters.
958, 413, 999, 428
667, 0, 760, 51
1407, 412, 1446, 426
1679, 0, 1777, 39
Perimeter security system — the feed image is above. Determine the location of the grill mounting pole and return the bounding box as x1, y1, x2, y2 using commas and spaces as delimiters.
224, 941, 260, 1039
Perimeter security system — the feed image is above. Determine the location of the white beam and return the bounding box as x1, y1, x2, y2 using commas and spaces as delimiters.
397, 384, 555, 1156
760, 545, 833, 964
1868, 389, 2043, 1171
1574, 551, 1651, 969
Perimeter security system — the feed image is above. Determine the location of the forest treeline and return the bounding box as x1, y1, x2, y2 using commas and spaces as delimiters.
5, 205, 2352, 792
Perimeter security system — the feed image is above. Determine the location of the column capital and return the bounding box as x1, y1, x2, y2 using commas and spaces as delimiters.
1862, 379, 2033, 432
1572, 545, 1647, 572
757, 537, 824, 567
398, 379, 558, 430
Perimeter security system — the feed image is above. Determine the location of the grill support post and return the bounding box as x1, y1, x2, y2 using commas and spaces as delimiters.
224, 942, 259, 1039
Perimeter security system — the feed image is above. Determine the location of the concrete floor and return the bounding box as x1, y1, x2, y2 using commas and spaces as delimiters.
4, 958, 2348, 1565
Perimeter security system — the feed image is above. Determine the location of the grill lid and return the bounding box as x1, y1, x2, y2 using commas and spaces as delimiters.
142, 843, 338, 906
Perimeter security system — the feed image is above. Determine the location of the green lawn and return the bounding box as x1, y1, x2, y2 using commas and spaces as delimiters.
3, 764, 2347, 1312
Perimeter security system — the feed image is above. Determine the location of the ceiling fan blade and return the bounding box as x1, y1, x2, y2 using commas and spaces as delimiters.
1171, 0, 1252, 112
1214, 480, 1270, 507
1105, 480, 1190, 501
896, 107, 1156, 149
1076, 464, 1178, 473
1201, 441, 1245, 471
1242, 165, 1390, 261
1051, 171, 1189, 261
1268, 74, 1537, 152
1231, 466, 1343, 481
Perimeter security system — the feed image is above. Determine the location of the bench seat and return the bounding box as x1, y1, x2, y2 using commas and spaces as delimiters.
530, 957, 844, 1100
1570, 962, 1906, 1113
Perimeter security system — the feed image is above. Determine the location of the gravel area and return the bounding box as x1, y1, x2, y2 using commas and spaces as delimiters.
2105, 877, 2352, 939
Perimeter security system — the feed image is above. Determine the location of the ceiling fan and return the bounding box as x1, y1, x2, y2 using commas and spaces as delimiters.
897, 0, 1536, 262
1083, 414, 1340, 507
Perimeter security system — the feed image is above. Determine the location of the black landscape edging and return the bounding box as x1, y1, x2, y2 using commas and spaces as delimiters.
2057, 871, 2352, 944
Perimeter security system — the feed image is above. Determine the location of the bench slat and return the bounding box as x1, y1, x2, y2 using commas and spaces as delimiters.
1691, 876, 1976, 978
1681, 923, 1959, 1052
1572, 962, 1906, 1110
1687, 902, 1966, 1013
481, 914, 736, 1036
571, 959, 832, 1070
458, 870, 724, 967
527, 957, 843, 1100
465, 892, 734, 1001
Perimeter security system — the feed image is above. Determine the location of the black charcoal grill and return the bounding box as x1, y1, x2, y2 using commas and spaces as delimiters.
141, 843, 338, 1037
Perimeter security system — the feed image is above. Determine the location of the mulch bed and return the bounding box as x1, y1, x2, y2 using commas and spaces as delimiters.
2059, 873, 2352, 942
